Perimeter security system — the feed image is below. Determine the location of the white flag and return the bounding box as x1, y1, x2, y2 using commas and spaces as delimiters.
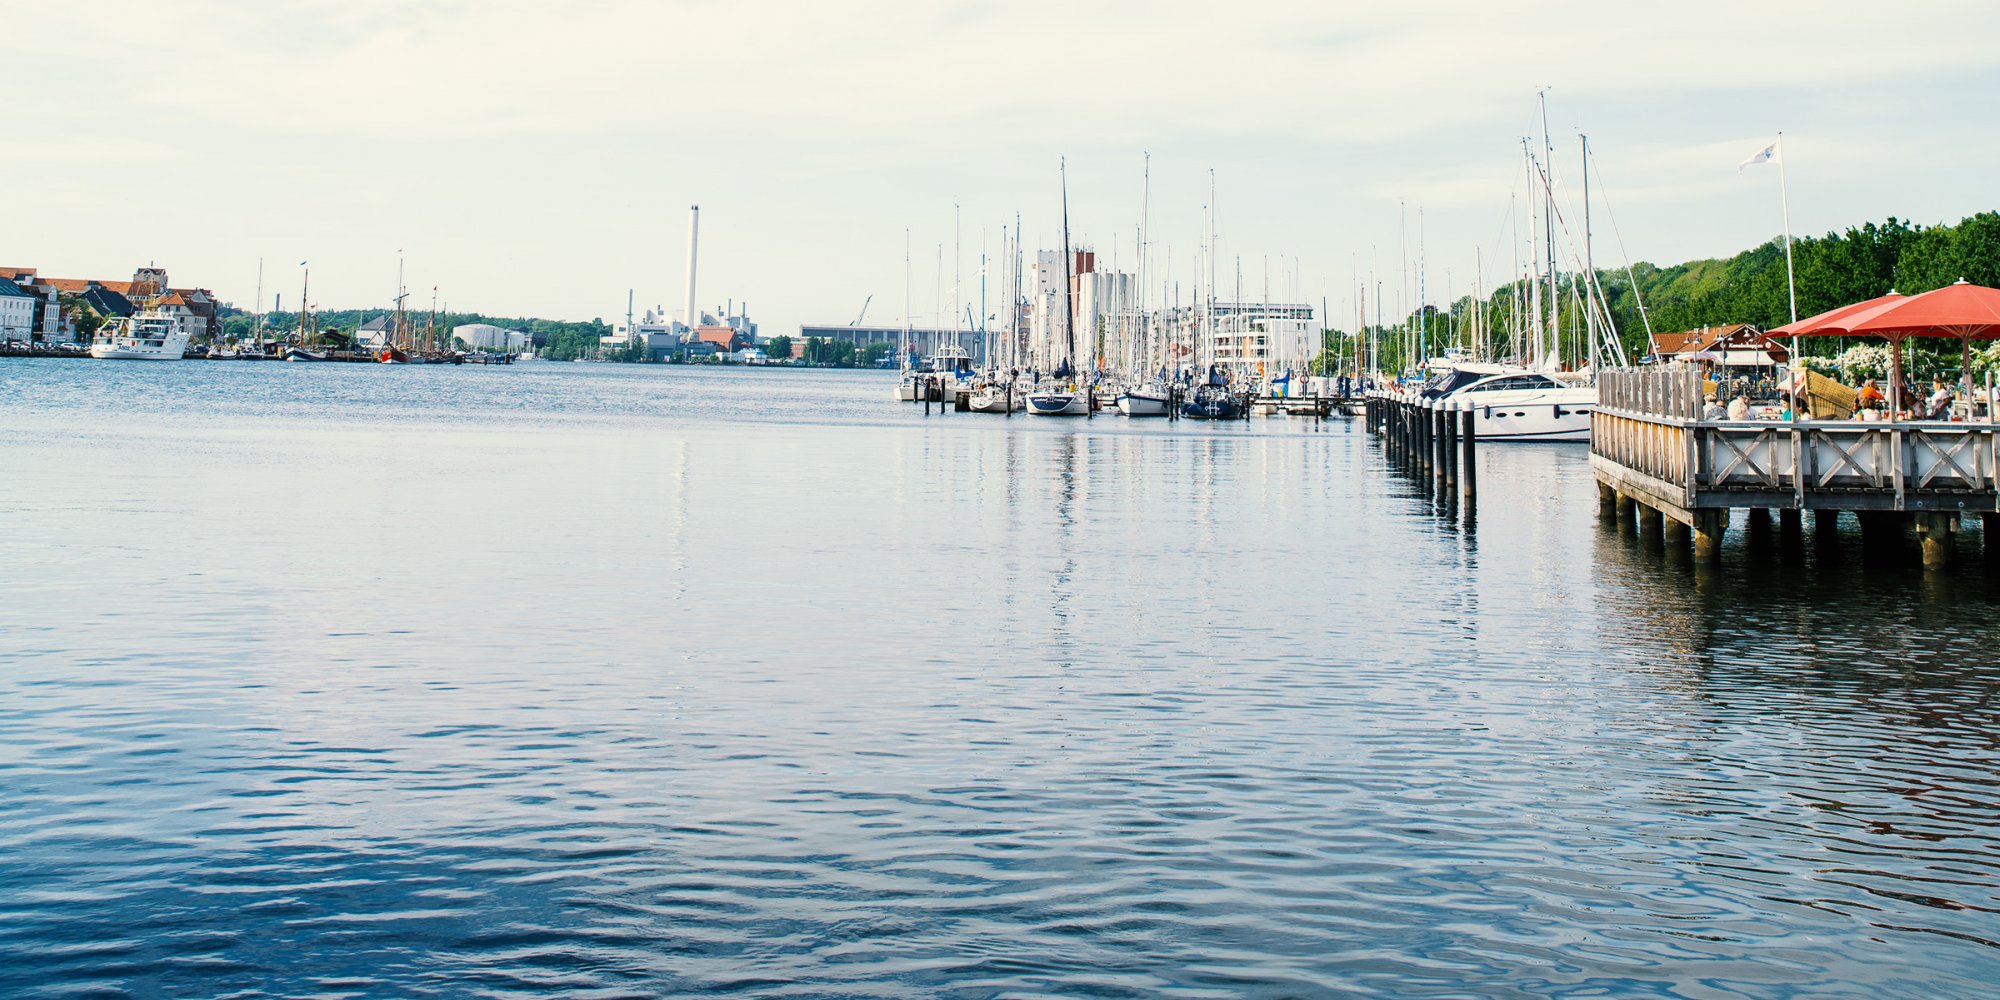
1738, 142, 1776, 173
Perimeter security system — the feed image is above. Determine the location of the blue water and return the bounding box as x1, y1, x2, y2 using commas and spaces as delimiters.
1, 359, 1996, 998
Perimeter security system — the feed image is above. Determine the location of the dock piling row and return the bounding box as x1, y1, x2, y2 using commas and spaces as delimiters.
1365, 391, 1477, 505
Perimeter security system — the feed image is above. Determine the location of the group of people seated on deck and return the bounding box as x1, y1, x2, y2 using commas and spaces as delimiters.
1705, 377, 1975, 422
1853, 378, 1963, 421
1703, 394, 1800, 422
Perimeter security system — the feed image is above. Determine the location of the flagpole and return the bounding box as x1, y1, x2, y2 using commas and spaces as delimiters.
1777, 132, 1800, 420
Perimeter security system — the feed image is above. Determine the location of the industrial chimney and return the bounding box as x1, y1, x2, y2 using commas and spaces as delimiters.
684, 205, 700, 331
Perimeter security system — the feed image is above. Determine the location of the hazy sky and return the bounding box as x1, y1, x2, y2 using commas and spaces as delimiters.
6, 1, 1998, 336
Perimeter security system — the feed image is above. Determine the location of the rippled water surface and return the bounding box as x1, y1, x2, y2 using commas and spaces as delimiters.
2, 359, 1997, 998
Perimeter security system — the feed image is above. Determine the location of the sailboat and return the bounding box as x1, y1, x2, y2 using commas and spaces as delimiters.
1115, 155, 1172, 417
1028, 159, 1089, 417
1418, 95, 1625, 442
282, 262, 328, 361
1181, 171, 1244, 420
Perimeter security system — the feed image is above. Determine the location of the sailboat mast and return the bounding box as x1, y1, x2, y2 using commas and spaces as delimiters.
1012, 213, 1022, 369
252, 257, 263, 346
1207, 168, 1217, 374
902, 228, 911, 367
1138, 152, 1150, 376
1061, 158, 1075, 366
299, 262, 311, 347
1582, 132, 1598, 374
978, 237, 987, 368
1540, 90, 1557, 369
396, 251, 406, 351
953, 203, 961, 352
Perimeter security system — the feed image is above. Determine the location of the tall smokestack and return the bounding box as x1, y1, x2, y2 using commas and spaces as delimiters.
684, 205, 700, 330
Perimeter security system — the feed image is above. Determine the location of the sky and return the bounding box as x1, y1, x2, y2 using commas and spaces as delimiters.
6, 0, 1999, 337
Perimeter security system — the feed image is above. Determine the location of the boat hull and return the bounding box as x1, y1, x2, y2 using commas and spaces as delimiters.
90, 335, 190, 361
1459, 392, 1595, 443
90, 345, 186, 360
1027, 392, 1088, 416
1181, 392, 1242, 420
968, 388, 1020, 413
1116, 391, 1171, 417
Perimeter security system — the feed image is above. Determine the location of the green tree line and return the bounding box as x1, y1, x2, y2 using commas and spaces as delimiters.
1323, 211, 2000, 374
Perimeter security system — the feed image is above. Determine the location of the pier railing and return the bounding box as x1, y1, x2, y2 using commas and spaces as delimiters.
1591, 367, 2000, 514
1597, 366, 1704, 421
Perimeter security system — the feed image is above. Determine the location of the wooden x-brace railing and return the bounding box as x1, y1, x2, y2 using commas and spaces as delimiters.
1711, 429, 1780, 487
1911, 430, 1982, 489
1812, 429, 1883, 488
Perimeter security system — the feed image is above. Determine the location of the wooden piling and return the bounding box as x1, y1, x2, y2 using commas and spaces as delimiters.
1663, 515, 1691, 559
1915, 512, 1957, 570
1857, 511, 1905, 563
1692, 509, 1728, 563
1597, 481, 1619, 521
1638, 504, 1664, 548
1778, 508, 1804, 562
1458, 403, 1476, 503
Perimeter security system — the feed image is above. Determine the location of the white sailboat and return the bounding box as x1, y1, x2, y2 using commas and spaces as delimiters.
1030, 159, 1090, 417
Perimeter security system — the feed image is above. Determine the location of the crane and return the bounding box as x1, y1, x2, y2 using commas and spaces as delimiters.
850, 294, 873, 326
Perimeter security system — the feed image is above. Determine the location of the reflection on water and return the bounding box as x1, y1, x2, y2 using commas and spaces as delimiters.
0, 360, 1995, 998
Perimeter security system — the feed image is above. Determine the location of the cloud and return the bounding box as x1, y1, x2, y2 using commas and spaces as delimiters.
5, 1, 1999, 331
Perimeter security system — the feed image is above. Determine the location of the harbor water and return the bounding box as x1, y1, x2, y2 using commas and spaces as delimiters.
1, 360, 1996, 998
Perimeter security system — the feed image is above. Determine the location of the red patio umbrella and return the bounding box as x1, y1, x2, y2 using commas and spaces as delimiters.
1771, 292, 1905, 417
1767, 291, 1904, 337
1846, 281, 2000, 419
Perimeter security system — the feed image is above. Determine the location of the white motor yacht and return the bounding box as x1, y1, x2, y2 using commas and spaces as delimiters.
89, 310, 189, 360
1425, 365, 1595, 442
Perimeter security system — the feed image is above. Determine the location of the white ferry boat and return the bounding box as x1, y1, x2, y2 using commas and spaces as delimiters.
90, 310, 190, 361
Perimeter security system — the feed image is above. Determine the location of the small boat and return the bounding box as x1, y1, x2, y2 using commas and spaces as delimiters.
282, 346, 327, 362
967, 376, 1023, 413
1027, 383, 1089, 416
89, 310, 190, 361
379, 346, 410, 364
1116, 382, 1172, 417
1181, 384, 1243, 420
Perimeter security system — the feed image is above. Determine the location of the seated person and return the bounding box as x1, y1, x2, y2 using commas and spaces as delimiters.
1726, 394, 1751, 421
1701, 399, 1727, 421
1856, 380, 1884, 410
1922, 380, 1954, 420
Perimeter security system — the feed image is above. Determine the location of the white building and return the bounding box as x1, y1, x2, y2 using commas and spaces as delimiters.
0, 277, 36, 341
1207, 302, 1316, 374
453, 323, 527, 350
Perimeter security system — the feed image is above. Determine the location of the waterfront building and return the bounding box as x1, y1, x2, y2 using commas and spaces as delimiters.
1206, 301, 1317, 374
32, 267, 220, 342
452, 323, 527, 350
1647, 323, 1789, 367
1, 268, 65, 341
0, 276, 35, 341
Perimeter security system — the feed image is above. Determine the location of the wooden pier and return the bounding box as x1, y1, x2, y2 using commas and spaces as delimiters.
1591, 366, 2000, 568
